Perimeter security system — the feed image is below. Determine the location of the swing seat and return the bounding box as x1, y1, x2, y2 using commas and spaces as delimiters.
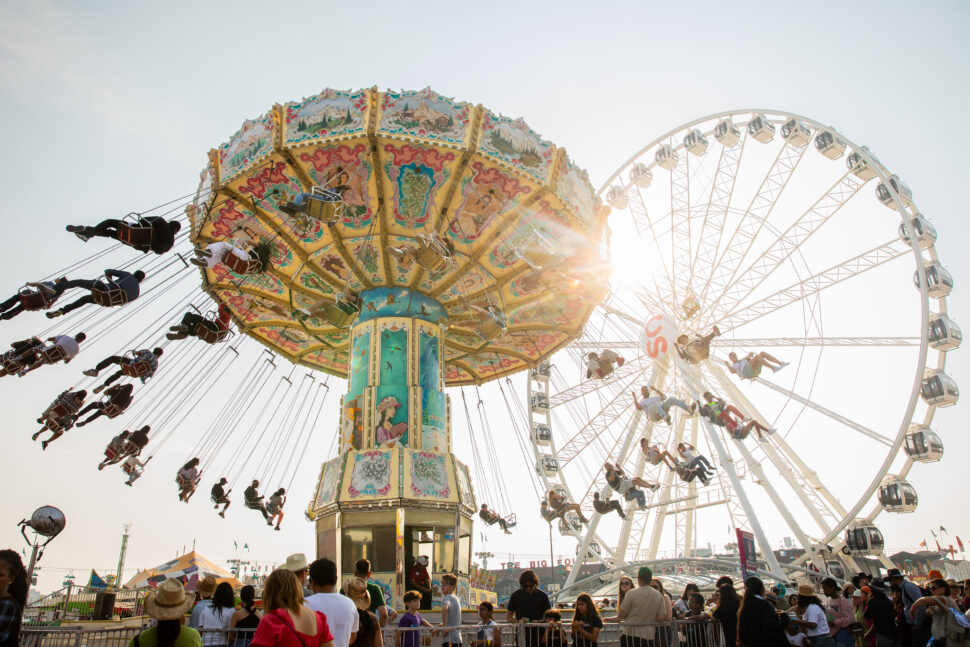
304, 188, 343, 224
478, 314, 507, 341
595, 364, 614, 379
45, 416, 74, 433
415, 233, 452, 272
196, 322, 233, 344
118, 215, 154, 249
104, 445, 124, 463
122, 462, 142, 476
39, 345, 67, 365
514, 227, 558, 270
48, 401, 75, 418
102, 402, 125, 419
324, 298, 360, 329
244, 499, 263, 511
731, 426, 751, 441
222, 248, 262, 275
92, 282, 129, 307
2, 352, 26, 374
504, 513, 517, 527
121, 355, 154, 378
18, 287, 53, 311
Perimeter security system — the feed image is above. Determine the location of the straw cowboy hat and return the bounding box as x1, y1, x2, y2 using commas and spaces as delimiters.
146, 579, 196, 620
797, 584, 816, 596
197, 576, 218, 597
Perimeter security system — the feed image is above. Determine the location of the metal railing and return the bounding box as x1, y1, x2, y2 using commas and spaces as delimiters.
23, 620, 725, 647
24, 584, 151, 626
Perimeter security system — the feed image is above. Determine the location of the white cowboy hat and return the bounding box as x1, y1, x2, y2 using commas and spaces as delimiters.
285, 553, 309, 571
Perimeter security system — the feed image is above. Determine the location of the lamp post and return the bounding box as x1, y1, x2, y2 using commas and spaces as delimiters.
18, 505, 66, 597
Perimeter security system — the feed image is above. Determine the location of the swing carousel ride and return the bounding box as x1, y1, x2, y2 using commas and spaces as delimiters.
5, 89, 960, 604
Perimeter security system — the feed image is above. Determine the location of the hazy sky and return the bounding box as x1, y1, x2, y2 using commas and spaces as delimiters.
1, 0, 968, 593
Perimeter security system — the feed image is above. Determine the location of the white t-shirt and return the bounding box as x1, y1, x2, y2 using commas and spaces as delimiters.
198, 604, 233, 646
802, 604, 830, 636
51, 335, 80, 359
305, 591, 359, 647
786, 631, 808, 646
681, 447, 698, 461
638, 397, 665, 420
476, 620, 497, 643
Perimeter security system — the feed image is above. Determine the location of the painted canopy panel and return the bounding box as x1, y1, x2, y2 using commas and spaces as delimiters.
189, 87, 609, 385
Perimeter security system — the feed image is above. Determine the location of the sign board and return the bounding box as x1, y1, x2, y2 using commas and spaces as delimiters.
736, 528, 757, 581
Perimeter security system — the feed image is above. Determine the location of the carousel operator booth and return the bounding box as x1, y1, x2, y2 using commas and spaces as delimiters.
186, 86, 610, 606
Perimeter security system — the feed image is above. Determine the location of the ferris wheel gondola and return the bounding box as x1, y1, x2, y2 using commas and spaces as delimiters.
529, 109, 959, 594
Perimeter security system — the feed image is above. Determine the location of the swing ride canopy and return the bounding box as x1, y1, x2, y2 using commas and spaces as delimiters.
188, 87, 610, 385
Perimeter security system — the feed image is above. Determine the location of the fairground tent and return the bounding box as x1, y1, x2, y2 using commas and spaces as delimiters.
124, 550, 242, 589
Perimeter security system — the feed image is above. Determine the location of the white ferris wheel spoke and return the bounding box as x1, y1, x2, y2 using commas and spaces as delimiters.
713, 337, 919, 348
703, 171, 867, 327
698, 141, 808, 316
714, 238, 910, 333
688, 133, 746, 297
627, 184, 675, 304
670, 141, 691, 302
754, 376, 893, 447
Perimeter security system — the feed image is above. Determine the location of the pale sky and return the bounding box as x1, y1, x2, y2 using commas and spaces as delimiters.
1, 0, 968, 594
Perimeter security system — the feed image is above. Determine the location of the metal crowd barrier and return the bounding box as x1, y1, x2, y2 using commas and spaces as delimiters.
23, 620, 723, 647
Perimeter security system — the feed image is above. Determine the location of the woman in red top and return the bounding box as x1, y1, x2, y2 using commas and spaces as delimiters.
252, 569, 335, 647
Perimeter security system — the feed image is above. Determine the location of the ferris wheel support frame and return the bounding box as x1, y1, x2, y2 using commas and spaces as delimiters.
678, 361, 786, 580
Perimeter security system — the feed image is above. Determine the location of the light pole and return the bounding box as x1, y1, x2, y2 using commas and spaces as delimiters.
18, 506, 66, 596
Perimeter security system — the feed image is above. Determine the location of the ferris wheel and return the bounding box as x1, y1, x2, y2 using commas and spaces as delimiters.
526, 110, 961, 591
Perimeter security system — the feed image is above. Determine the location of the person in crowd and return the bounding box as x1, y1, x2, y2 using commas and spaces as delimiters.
244, 480, 270, 522
725, 350, 788, 381
851, 589, 867, 647
890, 589, 910, 647
771, 585, 791, 612
1, 332, 86, 377
713, 583, 740, 647
782, 615, 811, 647
673, 583, 700, 618
251, 568, 334, 647
618, 566, 666, 647
585, 350, 625, 379
592, 492, 627, 519
191, 240, 272, 274
348, 559, 388, 628
790, 584, 833, 647
168, 304, 233, 342
571, 593, 603, 647
546, 490, 590, 524
863, 579, 900, 647
472, 601, 500, 647
639, 439, 678, 469
266, 488, 286, 531
46, 269, 145, 318
177, 458, 202, 502
0, 550, 27, 647
507, 569, 552, 647
479, 504, 514, 534
131, 578, 201, 647
632, 386, 696, 425
682, 592, 712, 647
396, 590, 432, 647
0, 278, 69, 321
406, 556, 433, 610
886, 568, 930, 647
67, 216, 182, 254
699, 391, 773, 440
33, 389, 87, 448
737, 576, 788, 647
75, 383, 134, 427
437, 573, 462, 647
211, 478, 232, 517
907, 578, 968, 647
674, 326, 720, 364
646, 579, 674, 647
229, 585, 262, 647
346, 577, 382, 647
822, 577, 855, 647
306, 558, 358, 647
83, 347, 163, 392
611, 577, 634, 618
541, 609, 566, 647
198, 582, 235, 647
284, 553, 313, 598
190, 577, 218, 630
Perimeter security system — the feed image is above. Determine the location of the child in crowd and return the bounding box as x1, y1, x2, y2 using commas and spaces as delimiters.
397, 590, 432, 647
473, 601, 501, 647
542, 609, 566, 647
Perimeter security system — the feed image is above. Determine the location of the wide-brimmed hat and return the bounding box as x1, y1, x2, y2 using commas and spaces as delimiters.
196, 576, 217, 597
797, 584, 815, 597
346, 577, 371, 610
145, 579, 196, 620
868, 578, 889, 594
285, 553, 308, 572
